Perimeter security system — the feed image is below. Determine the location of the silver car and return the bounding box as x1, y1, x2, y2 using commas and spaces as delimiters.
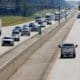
21, 26, 31, 36
12, 32, 20, 41
58, 43, 78, 58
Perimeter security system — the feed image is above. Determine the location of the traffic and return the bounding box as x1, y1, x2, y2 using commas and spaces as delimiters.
0, 11, 71, 47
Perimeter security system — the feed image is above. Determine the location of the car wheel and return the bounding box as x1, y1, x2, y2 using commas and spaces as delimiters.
28, 33, 30, 36
73, 53, 76, 58
11, 44, 14, 46
2, 44, 4, 46
61, 54, 64, 58
17, 38, 20, 41
0, 31, 1, 36
18, 38, 20, 41
21, 34, 23, 36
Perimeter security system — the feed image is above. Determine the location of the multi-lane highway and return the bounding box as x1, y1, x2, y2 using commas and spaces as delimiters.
43, 18, 80, 80
0, 10, 75, 80
0, 20, 57, 56
7, 13, 75, 80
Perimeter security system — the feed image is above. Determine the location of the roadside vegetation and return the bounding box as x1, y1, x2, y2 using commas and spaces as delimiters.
1, 9, 57, 27
1, 16, 34, 26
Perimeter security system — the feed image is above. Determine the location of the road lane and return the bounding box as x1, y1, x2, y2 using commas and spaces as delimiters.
8, 15, 74, 80
45, 19, 80, 80
0, 21, 57, 56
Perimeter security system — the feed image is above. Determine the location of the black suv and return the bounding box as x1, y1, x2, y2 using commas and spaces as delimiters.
58, 43, 78, 58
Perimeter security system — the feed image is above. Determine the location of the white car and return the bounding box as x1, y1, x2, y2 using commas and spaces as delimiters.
2, 37, 14, 46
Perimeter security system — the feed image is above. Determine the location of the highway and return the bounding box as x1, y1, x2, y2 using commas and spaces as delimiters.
7, 13, 75, 80
0, 21, 57, 56
0, 11, 75, 80
43, 18, 80, 80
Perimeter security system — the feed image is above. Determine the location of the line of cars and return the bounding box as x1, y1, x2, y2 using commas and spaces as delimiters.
1, 15, 53, 47
1, 11, 71, 47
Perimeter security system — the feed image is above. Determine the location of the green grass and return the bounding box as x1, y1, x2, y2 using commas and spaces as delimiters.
1, 9, 58, 27
1, 16, 34, 26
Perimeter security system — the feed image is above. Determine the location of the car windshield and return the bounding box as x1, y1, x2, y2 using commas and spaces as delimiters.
46, 15, 51, 18
15, 27, 20, 28
29, 23, 35, 27
63, 44, 74, 46
35, 16, 41, 19
12, 32, 19, 35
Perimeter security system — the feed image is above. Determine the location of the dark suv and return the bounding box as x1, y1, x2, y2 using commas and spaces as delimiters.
58, 43, 78, 58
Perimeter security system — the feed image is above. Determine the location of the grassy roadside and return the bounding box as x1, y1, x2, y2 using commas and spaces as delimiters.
1, 16, 34, 26
1, 9, 57, 27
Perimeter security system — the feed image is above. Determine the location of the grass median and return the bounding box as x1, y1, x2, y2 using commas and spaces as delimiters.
1, 16, 34, 27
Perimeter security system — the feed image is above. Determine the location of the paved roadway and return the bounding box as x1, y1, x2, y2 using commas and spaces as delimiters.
0, 21, 57, 56
7, 14, 73, 80
45, 18, 80, 80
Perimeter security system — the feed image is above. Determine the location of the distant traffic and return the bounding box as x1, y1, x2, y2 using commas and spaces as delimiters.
0, 10, 72, 47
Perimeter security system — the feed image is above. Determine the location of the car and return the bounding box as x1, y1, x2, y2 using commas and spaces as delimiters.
21, 25, 31, 36
29, 23, 39, 32
58, 43, 78, 58
38, 20, 46, 28
35, 14, 41, 22
77, 13, 80, 18
2, 37, 14, 46
39, 22, 46, 28
55, 12, 62, 21
12, 31, 20, 41
14, 26, 22, 32
12, 28, 20, 34
45, 13, 54, 21
46, 20, 52, 25
38, 19, 43, 24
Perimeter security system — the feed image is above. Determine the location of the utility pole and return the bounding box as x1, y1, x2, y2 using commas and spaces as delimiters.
58, 0, 61, 24
65, 1, 67, 20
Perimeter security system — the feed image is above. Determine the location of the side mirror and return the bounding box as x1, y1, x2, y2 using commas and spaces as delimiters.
75, 44, 78, 48
58, 45, 61, 48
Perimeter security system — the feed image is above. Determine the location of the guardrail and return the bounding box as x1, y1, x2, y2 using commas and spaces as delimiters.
0, 12, 76, 80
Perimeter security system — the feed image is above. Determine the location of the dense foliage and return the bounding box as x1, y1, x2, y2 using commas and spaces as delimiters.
0, 0, 66, 16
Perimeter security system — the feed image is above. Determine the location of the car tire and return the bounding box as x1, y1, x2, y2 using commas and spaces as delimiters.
17, 38, 20, 41
18, 38, 20, 41
0, 31, 1, 36
2, 44, 4, 46
11, 44, 14, 46
73, 53, 76, 58
28, 33, 30, 36
21, 34, 23, 36
61, 54, 64, 58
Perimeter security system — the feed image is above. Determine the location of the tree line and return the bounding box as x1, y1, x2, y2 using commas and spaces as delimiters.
0, 0, 66, 16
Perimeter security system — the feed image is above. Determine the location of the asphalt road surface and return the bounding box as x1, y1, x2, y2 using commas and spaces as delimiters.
8, 15, 73, 80
0, 21, 57, 56
45, 18, 80, 80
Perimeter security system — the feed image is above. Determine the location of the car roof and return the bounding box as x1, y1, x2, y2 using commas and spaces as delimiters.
15, 26, 21, 28
13, 28, 20, 31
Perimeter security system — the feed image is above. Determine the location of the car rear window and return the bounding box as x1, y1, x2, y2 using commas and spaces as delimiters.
4, 37, 12, 39
63, 44, 74, 46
